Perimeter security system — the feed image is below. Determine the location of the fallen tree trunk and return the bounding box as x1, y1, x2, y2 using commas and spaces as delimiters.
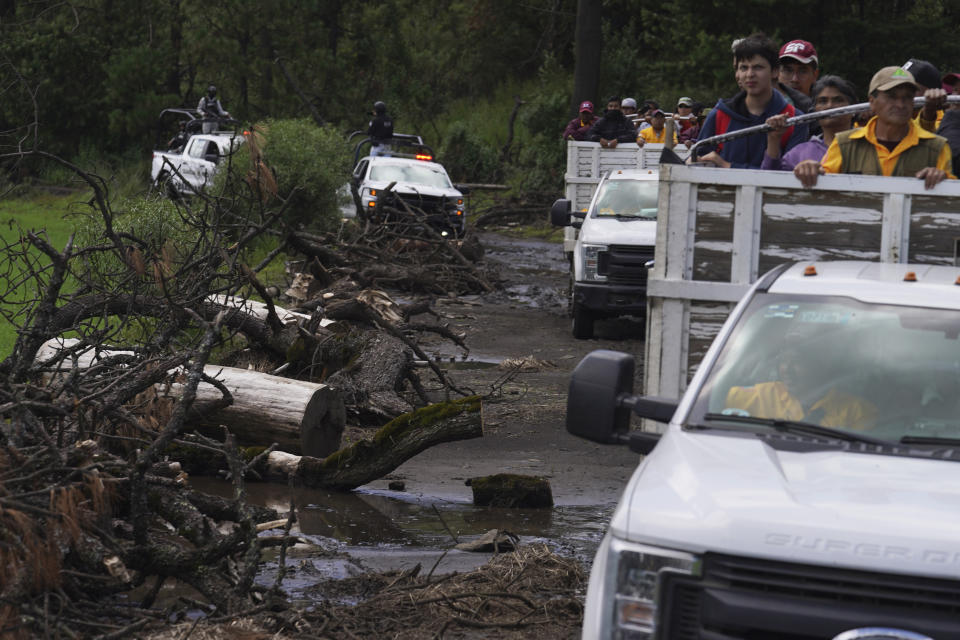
261, 395, 483, 490
37, 339, 346, 457
190, 365, 345, 457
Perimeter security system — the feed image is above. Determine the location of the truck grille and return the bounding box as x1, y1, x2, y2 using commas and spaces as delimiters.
389, 192, 451, 214
597, 245, 654, 285
659, 554, 960, 639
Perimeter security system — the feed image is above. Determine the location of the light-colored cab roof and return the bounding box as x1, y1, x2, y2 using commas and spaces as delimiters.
769, 261, 960, 310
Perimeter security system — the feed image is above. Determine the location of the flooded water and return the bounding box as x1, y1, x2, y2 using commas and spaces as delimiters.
191, 478, 615, 604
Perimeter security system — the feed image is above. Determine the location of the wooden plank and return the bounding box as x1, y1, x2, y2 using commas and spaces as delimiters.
880, 192, 911, 263
731, 185, 762, 284
647, 279, 749, 302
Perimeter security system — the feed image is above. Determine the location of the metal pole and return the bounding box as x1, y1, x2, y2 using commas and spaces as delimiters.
689, 95, 960, 159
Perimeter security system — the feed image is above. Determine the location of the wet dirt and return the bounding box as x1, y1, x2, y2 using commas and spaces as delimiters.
191, 229, 649, 626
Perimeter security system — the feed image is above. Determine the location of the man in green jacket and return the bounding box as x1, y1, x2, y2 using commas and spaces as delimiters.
794, 66, 954, 189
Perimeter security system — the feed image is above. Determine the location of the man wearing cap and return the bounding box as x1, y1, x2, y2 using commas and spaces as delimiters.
777, 39, 817, 112
637, 109, 677, 145
794, 66, 954, 189
621, 97, 641, 128
563, 101, 598, 141
588, 96, 637, 149
903, 58, 948, 132
675, 97, 700, 146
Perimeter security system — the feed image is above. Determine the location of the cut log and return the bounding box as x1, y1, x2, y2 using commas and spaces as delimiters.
261, 396, 483, 490
191, 365, 345, 457
37, 339, 345, 457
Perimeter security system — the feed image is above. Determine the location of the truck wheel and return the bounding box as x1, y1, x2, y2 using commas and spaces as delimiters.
155, 172, 178, 200
572, 302, 595, 339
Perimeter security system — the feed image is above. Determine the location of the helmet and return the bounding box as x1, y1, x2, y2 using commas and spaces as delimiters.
207, 85, 217, 98
373, 101, 387, 114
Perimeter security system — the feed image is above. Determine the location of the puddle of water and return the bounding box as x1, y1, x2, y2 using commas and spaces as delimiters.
190, 478, 614, 604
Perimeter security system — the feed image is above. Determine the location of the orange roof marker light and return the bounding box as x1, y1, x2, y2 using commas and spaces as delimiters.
904, 271, 918, 282
955, 275, 960, 286
803, 265, 817, 276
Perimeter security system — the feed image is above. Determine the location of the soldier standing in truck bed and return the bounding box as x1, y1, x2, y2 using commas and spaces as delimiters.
368, 101, 394, 157
197, 85, 230, 134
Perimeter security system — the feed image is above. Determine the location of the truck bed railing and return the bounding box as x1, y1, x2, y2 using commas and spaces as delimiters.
643, 165, 960, 429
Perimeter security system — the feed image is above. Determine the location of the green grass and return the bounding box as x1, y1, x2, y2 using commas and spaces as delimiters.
0, 190, 86, 356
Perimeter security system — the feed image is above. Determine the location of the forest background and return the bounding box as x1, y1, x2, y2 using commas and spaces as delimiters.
2, 0, 960, 196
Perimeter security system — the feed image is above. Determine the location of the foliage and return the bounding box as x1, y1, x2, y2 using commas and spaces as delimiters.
439, 122, 501, 184
221, 118, 352, 232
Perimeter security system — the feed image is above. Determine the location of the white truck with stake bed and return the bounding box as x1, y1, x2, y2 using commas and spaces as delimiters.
567, 162, 960, 639
552, 142, 689, 338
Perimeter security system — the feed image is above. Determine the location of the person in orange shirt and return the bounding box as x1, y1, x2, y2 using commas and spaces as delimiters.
636, 109, 677, 145
793, 66, 954, 189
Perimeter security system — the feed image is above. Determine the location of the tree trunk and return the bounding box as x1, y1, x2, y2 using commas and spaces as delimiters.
572, 0, 602, 117
189, 365, 345, 457
261, 396, 483, 490
38, 339, 345, 457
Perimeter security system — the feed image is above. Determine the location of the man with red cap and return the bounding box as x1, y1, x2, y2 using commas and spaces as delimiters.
563, 101, 597, 141
777, 39, 817, 114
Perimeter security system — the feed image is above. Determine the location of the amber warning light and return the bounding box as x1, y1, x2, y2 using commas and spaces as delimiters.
415, 154, 433, 161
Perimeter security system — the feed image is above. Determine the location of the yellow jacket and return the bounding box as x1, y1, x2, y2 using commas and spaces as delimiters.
638, 126, 677, 144
725, 381, 878, 430
821, 116, 954, 178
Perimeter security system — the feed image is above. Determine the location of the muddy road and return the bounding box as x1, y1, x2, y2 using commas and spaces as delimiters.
195, 230, 649, 610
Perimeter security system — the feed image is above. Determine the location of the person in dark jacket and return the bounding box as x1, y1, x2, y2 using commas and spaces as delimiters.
937, 107, 960, 175
368, 101, 394, 156
197, 85, 230, 134
588, 96, 637, 148
563, 101, 597, 141
695, 33, 808, 169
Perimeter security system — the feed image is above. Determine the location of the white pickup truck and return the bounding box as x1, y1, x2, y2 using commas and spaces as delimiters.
570, 260, 960, 640
151, 131, 244, 197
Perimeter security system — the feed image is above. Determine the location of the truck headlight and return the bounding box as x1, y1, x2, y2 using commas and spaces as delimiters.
582, 244, 608, 282
599, 538, 699, 638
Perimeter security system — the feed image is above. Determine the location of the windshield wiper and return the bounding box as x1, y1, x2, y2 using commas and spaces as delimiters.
900, 435, 960, 446
702, 413, 891, 446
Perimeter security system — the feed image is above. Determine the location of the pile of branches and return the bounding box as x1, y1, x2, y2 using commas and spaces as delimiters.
0, 151, 494, 635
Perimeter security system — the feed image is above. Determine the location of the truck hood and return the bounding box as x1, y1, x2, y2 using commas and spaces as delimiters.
611, 428, 960, 579
365, 181, 462, 199
579, 217, 656, 246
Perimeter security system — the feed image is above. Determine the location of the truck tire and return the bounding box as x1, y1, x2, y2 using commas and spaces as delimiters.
572, 301, 594, 339
154, 172, 178, 200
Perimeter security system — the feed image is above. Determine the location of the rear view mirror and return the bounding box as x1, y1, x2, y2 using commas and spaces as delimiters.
566, 350, 634, 444
550, 198, 572, 227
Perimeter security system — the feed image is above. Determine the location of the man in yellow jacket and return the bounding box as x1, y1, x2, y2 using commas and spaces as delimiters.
793, 65, 954, 189
636, 109, 677, 145
725, 345, 877, 430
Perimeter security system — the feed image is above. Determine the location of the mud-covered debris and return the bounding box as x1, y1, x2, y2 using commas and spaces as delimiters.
455, 528, 519, 552
498, 355, 557, 372
469, 473, 554, 508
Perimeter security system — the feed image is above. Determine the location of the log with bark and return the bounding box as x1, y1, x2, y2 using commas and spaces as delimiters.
260, 395, 483, 490
38, 339, 346, 457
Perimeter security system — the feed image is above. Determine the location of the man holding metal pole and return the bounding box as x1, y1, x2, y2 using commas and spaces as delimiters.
794, 66, 954, 189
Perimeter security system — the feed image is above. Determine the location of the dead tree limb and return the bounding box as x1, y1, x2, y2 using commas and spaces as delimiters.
262, 396, 483, 490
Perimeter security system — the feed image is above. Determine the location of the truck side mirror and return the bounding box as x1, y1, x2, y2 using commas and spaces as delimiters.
550, 198, 572, 227
566, 350, 634, 444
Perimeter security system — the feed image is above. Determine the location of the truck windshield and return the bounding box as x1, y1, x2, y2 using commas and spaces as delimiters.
592, 179, 658, 219
689, 293, 960, 445
369, 163, 452, 189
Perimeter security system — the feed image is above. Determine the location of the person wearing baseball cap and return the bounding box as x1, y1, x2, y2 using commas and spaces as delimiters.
563, 100, 598, 141
773, 41, 815, 127
637, 109, 677, 146
674, 97, 700, 147
903, 58, 948, 132
794, 66, 954, 189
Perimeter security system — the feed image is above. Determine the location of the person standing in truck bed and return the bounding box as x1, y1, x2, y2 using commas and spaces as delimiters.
794, 66, 955, 189
368, 101, 394, 157
694, 33, 808, 169
197, 85, 230, 134
588, 96, 637, 149
563, 101, 597, 141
